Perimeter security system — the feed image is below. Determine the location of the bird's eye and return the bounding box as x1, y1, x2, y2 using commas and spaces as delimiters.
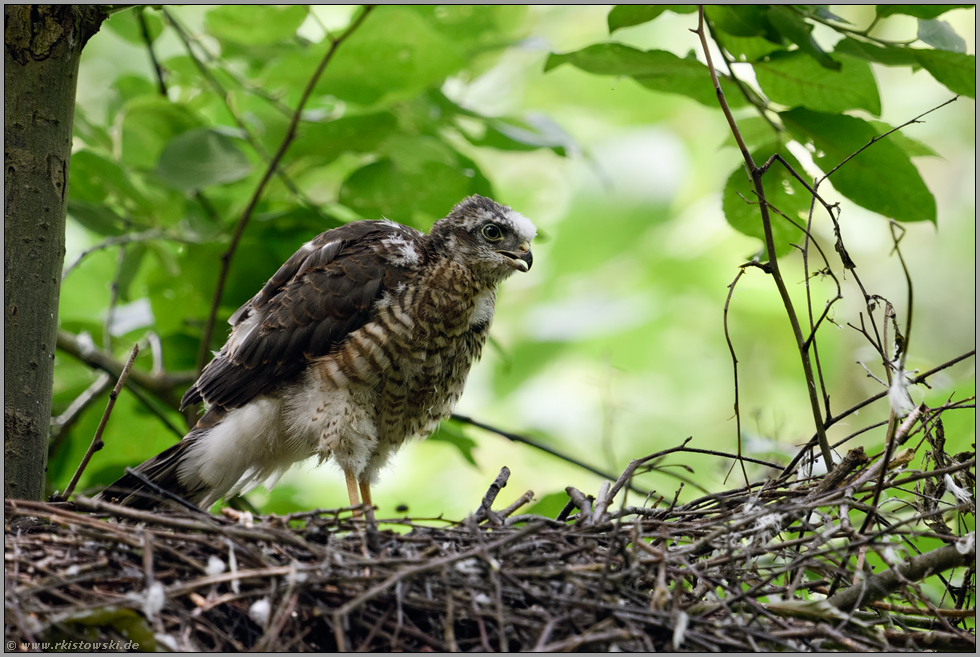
482, 224, 504, 242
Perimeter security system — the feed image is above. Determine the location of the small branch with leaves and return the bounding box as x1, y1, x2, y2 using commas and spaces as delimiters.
196, 5, 375, 373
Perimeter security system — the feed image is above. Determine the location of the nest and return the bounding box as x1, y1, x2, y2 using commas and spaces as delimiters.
5, 433, 976, 652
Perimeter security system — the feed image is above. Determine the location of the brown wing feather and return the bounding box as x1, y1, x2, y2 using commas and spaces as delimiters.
182, 221, 424, 410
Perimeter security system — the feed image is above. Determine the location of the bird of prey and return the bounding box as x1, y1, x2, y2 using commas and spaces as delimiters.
99, 195, 535, 515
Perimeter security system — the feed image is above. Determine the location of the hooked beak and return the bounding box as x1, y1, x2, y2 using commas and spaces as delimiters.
497, 241, 533, 272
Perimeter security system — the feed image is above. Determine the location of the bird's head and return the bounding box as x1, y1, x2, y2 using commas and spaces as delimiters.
430, 195, 536, 284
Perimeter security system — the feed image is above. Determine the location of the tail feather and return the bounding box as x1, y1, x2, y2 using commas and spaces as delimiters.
96, 438, 209, 509
96, 407, 229, 510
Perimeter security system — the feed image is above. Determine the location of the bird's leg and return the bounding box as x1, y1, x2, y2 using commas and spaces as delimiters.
358, 479, 380, 555
344, 468, 362, 517
359, 480, 376, 524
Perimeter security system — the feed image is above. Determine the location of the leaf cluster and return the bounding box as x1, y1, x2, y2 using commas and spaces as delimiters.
550, 4, 974, 255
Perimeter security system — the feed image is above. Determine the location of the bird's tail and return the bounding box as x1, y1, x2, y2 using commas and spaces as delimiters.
96, 407, 228, 510
96, 436, 209, 509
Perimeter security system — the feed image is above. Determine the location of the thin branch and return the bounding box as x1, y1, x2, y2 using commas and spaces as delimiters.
103, 243, 126, 351
704, 19, 780, 133
137, 6, 167, 95
60, 345, 140, 500
860, 225, 919, 535
722, 267, 749, 487
162, 9, 332, 222
451, 414, 651, 497
605, 437, 694, 506
196, 5, 375, 373
159, 9, 293, 117
56, 329, 194, 406
62, 229, 176, 280
780, 350, 975, 479
693, 6, 834, 469
818, 96, 959, 186
49, 372, 113, 449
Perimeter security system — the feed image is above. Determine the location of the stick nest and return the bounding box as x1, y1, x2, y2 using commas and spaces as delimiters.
5, 439, 976, 652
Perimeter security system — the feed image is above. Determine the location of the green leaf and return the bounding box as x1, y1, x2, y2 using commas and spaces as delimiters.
53, 606, 158, 651
112, 74, 158, 108
833, 37, 918, 67
917, 19, 967, 53
868, 121, 939, 158
69, 150, 153, 216
72, 107, 113, 152
146, 242, 222, 337
154, 128, 252, 191
755, 51, 881, 115
607, 5, 694, 33
291, 112, 399, 165
717, 34, 785, 62
314, 7, 466, 107
782, 108, 936, 223
339, 157, 492, 225
722, 144, 809, 258
766, 6, 840, 70
105, 7, 163, 45
205, 5, 309, 45
720, 116, 779, 150
408, 5, 528, 47
464, 116, 572, 156
706, 5, 781, 41
121, 97, 203, 169
429, 420, 479, 467
913, 49, 976, 97
545, 44, 747, 108
116, 243, 149, 303
876, 5, 973, 20
66, 200, 128, 237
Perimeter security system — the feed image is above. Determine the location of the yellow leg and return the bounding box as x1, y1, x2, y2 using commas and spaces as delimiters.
359, 479, 377, 526
344, 468, 362, 517
359, 480, 373, 509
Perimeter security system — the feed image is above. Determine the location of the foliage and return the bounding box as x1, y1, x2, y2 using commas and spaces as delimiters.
53, 5, 974, 524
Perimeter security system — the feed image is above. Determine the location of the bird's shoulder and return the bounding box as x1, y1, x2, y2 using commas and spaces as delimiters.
181, 220, 428, 410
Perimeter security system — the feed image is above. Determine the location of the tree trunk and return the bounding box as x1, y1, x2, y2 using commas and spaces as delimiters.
4, 5, 106, 500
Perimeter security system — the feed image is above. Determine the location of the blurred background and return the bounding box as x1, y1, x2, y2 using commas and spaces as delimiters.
54, 5, 975, 520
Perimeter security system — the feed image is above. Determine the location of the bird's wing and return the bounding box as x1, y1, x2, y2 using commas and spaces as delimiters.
181, 220, 425, 410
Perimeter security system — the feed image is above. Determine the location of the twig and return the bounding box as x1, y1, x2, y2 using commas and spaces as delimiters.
817, 97, 960, 186
196, 5, 375, 373
452, 414, 651, 497
62, 229, 177, 280
137, 6, 167, 95
605, 437, 693, 507
162, 8, 331, 223
56, 329, 194, 402
693, 6, 834, 469
722, 268, 749, 487
475, 467, 510, 526
827, 540, 976, 612
498, 490, 534, 518
779, 350, 975, 479
61, 344, 140, 500
49, 372, 112, 446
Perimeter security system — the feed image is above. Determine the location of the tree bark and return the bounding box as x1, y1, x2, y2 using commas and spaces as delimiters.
4, 5, 105, 500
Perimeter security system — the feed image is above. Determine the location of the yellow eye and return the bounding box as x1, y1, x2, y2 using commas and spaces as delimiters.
482, 224, 504, 241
